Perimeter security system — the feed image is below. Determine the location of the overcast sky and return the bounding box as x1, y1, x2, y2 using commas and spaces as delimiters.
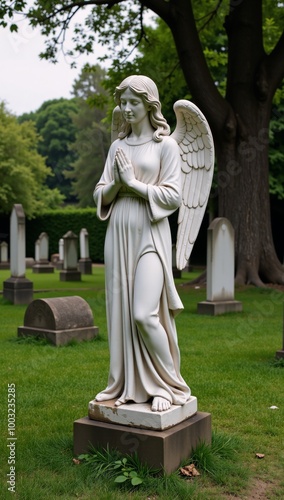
0, 15, 105, 117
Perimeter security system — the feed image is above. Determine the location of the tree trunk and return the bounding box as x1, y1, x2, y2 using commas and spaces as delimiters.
162, 0, 284, 286
217, 117, 284, 286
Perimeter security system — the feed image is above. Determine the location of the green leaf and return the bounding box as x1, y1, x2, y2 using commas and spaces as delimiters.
131, 476, 143, 486
114, 475, 128, 483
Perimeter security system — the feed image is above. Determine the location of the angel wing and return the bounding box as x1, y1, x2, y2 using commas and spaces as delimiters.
171, 100, 215, 270
111, 105, 123, 143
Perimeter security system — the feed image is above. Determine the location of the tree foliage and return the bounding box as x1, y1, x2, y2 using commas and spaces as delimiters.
19, 98, 79, 202
66, 65, 110, 207
0, 102, 64, 217
1, 1, 283, 284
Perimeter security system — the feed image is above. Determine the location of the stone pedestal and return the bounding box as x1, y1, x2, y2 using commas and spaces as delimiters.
18, 296, 98, 346
88, 398, 197, 431
198, 300, 243, 315
59, 269, 81, 281
74, 410, 211, 474
78, 258, 92, 275
3, 276, 33, 305
32, 260, 54, 274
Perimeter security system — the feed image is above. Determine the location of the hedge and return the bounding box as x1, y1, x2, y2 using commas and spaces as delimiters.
26, 208, 107, 263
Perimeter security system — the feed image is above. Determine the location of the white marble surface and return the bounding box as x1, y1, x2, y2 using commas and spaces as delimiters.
88, 396, 198, 431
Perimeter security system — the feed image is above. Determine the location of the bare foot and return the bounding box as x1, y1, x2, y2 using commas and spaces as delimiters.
95, 393, 111, 402
151, 397, 171, 412
114, 399, 124, 407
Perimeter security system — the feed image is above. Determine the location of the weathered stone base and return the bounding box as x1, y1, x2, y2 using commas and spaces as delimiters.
78, 258, 93, 275
88, 397, 198, 431
56, 260, 64, 270
197, 300, 243, 315
32, 263, 54, 273
0, 262, 9, 269
3, 277, 33, 305
59, 270, 81, 281
74, 411, 211, 474
18, 325, 99, 346
276, 350, 284, 359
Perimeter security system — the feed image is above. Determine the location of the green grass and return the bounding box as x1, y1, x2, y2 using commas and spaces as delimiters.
0, 267, 284, 499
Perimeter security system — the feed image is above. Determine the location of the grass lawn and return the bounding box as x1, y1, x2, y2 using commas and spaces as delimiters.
0, 266, 283, 499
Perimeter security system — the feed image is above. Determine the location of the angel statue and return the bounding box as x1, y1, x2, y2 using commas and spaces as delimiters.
93, 75, 214, 412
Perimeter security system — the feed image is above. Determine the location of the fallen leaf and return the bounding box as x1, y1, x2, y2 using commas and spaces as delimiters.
72, 458, 81, 465
269, 406, 279, 410
180, 463, 200, 477
255, 453, 265, 459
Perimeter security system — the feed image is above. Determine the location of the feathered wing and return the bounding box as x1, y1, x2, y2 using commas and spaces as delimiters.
171, 100, 215, 270
111, 105, 123, 143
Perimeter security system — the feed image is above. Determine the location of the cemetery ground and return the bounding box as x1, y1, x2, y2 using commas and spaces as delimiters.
0, 267, 283, 500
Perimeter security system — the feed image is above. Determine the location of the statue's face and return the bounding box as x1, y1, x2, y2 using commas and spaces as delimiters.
120, 88, 149, 126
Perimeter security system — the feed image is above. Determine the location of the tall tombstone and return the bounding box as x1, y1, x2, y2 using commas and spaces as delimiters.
59, 231, 81, 281
56, 238, 64, 270
32, 232, 54, 273
0, 241, 9, 269
78, 228, 92, 275
3, 204, 33, 304
198, 217, 242, 315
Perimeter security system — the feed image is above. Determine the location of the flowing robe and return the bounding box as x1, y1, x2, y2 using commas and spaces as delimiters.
94, 135, 191, 405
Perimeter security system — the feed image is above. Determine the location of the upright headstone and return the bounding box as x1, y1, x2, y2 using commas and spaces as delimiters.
32, 232, 54, 273
3, 204, 33, 304
78, 228, 92, 275
56, 238, 64, 270
172, 244, 182, 279
59, 231, 81, 281
0, 241, 9, 269
18, 296, 99, 346
198, 218, 242, 315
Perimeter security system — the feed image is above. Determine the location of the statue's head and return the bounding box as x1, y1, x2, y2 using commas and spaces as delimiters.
114, 75, 170, 141
114, 75, 160, 108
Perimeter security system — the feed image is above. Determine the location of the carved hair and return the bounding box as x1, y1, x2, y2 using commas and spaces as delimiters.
114, 75, 170, 142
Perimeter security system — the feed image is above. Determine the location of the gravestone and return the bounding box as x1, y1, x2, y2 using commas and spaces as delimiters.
78, 228, 92, 275
276, 304, 284, 359
18, 296, 99, 346
198, 218, 242, 315
172, 244, 182, 279
3, 204, 33, 304
56, 238, 64, 270
0, 241, 9, 269
59, 231, 81, 281
32, 232, 54, 273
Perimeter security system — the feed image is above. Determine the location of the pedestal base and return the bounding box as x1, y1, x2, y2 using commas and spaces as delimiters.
59, 270, 81, 281
32, 263, 54, 274
78, 258, 92, 275
18, 325, 99, 346
74, 411, 211, 474
3, 277, 33, 305
88, 397, 197, 431
276, 349, 284, 359
197, 300, 243, 315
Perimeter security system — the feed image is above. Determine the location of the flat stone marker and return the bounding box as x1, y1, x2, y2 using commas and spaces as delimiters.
33, 232, 54, 273
3, 204, 33, 304
78, 228, 92, 275
18, 296, 99, 346
198, 217, 242, 315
